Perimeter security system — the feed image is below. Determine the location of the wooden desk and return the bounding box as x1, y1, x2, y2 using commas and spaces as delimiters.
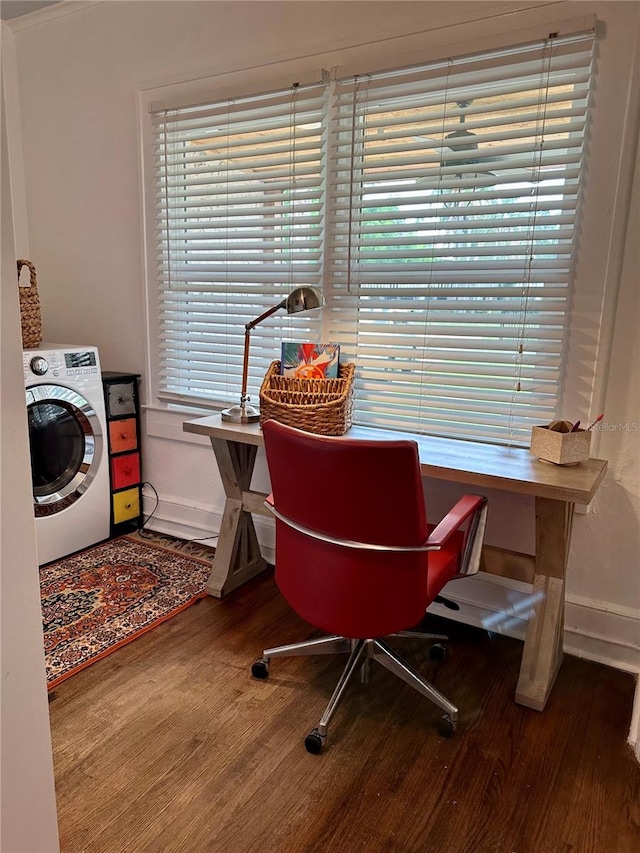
183, 414, 607, 711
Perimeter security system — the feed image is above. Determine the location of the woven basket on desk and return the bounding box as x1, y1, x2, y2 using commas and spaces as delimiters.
259, 360, 355, 435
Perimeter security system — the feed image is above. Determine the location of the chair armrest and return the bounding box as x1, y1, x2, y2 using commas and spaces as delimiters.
427, 494, 489, 577
266, 486, 487, 578
266, 492, 486, 570
426, 495, 486, 547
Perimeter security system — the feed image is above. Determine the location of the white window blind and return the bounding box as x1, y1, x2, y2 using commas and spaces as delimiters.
152, 81, 326, 407
328, 32, 594, 443
150, 29, 595, 445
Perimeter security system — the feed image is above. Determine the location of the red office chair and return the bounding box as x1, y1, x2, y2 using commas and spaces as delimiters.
252, 419, 488, 753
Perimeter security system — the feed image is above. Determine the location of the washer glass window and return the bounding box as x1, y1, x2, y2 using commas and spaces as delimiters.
26, 385, 101, 514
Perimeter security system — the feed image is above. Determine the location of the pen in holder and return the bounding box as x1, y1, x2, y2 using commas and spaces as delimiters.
530, 419, 592, 465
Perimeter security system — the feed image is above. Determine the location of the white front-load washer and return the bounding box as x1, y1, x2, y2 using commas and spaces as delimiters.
23, 344, 111, 565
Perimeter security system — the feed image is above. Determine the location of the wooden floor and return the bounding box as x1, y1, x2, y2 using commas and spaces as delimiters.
49, 569, 640, 853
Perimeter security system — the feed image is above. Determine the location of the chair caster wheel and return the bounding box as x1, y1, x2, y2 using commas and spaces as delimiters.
429, 643, 449, 662
304, 729, 325, 754
251, 658, 269, 679
437, 715, 456, 738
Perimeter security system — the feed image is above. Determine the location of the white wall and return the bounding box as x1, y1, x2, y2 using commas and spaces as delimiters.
7, 0, 640, 677
1, 23, 60, 852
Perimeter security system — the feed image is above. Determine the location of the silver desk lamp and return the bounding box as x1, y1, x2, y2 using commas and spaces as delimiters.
221, 286, 324, 424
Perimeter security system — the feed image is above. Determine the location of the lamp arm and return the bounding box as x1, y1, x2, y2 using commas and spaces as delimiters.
240, 326, 252, 402
245, 299, 286, 332
240, 299, 287, 402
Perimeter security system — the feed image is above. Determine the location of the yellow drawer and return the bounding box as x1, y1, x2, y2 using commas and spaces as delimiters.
112, 488, 140, 524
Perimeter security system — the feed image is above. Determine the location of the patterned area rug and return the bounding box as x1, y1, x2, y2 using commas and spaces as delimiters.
41, 533, 213, 689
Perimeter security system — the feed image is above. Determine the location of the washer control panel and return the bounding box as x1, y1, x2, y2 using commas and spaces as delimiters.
23, 347, 100, 383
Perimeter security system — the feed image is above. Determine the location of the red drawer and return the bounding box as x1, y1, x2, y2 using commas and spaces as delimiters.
111, 453, 141, 490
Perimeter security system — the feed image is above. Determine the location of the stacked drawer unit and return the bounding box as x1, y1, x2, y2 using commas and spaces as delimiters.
102, 371, 142, 534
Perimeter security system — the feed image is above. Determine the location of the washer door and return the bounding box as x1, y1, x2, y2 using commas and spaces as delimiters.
26, 384, 103, 516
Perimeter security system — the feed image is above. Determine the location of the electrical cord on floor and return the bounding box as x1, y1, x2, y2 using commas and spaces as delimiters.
137, 481, 159, 536
137, 481, 219, 545
187, 533, 220, 544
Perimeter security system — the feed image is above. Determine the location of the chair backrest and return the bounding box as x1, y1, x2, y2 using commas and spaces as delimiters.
262, 419, 435, 638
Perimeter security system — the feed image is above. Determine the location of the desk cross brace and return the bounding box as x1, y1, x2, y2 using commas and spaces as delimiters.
207, 438, 269, 597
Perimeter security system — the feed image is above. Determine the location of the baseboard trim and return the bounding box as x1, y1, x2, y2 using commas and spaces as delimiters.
142, 492, 220, 542
142, 492, 275, 556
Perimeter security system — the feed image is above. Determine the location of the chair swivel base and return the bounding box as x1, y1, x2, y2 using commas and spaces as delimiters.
251, 632, 458, 753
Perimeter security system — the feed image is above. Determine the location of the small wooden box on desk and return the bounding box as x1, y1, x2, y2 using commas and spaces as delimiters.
102, 371, 142, 534
530, 422, 592, 465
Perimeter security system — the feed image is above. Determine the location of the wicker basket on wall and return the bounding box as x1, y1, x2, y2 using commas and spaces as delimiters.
259, 360, 355, 436
17, 259, 43, 348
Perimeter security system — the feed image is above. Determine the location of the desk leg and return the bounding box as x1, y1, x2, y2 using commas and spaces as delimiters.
515, 497, 574, 711
205, 437, 267, 597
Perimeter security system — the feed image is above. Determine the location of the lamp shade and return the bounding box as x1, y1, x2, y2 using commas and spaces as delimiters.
284, 286, 324, 315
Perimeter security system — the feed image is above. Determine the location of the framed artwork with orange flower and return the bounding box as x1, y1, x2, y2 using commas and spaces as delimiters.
281, 342, 340, 379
